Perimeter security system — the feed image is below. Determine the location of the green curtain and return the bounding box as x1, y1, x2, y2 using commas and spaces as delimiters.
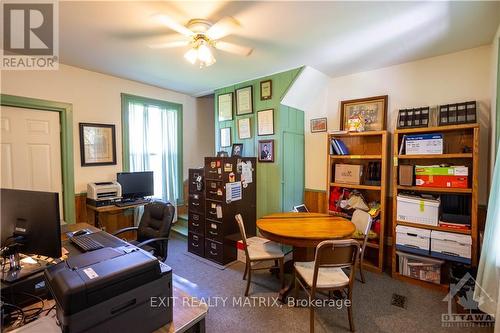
474, 145, 500, 317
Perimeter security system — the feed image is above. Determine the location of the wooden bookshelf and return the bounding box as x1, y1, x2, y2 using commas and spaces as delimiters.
392, 124, 479, 291
327, 131, 388, 273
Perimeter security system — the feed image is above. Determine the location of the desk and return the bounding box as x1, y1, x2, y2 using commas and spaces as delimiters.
257, 214, 355, 301
8, 223, 207, 333
86, 203, 146, 236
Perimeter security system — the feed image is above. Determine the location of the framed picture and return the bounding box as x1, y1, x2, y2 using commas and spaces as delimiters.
260, 80, 272, 100
231, 143, 243, 157
258, 140, 274, 162
340, 95, 388, 131
237, 118, 251, 139
217, 151, 229, 157
235, 86, 253, 115
310, 117, 327, 133
220, 127, 231, 147
257, 109, 274, 136
79, 123, 117, 166
218, 92, 233, 121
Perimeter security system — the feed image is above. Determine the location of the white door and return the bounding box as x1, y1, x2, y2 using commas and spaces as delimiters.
1, 106, 63, 218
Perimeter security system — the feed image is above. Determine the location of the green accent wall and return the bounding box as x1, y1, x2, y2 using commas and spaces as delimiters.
214, 68, 305, 217
0, 94, 75, 223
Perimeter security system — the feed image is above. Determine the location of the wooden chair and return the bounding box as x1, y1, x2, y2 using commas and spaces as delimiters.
351, 209, 373, 283
235, 214, 285, 296
294, 239, 360, 333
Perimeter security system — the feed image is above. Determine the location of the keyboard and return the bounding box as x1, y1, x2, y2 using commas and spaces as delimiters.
115, 198, 149, 207
70, 235, 104, 252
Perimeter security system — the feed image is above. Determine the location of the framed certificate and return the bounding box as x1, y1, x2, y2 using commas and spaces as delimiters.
79, 123, 116, 166
220, 127, 231, 147
235, 86, 253, 115
238, 118, 251, 139
218, 92, 233, 121
257, 109, 274, 136
260, 80, 272, 100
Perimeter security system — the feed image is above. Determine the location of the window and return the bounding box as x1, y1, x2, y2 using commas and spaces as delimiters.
121, 94, 183, 204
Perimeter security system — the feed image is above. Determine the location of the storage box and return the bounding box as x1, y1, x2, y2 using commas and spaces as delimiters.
430, 230, 472, 264
415, 175, 468, 188
396, 225, 431, 256
334, 164, 363, 184
396, 194, 440, 226
415, 166, 468, 176
399, 165, 414, 186
405, 134, 443, 155
397, 251, 444, 284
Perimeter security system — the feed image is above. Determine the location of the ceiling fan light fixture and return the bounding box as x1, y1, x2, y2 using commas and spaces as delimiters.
184, 48, 198, 64
184, 38, 216, 68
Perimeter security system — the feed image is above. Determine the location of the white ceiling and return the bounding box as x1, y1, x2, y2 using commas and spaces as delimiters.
59, 1, 500, 96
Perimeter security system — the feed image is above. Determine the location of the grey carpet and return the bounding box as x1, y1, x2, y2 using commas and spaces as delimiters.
166, 234, 493, 333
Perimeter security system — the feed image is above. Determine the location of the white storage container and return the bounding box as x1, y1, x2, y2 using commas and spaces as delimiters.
430, 230, 472, 264
396, 194, 440, 226
397, 251, 444, 284
396, 225, 431, 256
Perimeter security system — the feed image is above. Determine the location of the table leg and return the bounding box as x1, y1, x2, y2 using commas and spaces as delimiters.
277, 247, 315, 303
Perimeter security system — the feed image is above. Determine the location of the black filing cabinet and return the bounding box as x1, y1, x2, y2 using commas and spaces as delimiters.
187, 168, 205, 257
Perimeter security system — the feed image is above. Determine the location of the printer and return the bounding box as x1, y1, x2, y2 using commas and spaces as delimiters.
86, 182, 122, 207
45, 246, 172, 333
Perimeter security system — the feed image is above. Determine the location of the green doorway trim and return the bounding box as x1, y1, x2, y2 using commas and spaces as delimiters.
0, 94, 75, 224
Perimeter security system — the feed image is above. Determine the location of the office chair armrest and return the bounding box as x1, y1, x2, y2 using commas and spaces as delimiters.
112, 226, 139, 236
136, 237, 169, 249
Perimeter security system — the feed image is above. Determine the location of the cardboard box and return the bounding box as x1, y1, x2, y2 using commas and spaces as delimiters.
334, 164, 363, 184
396, 225, 431, 256
405, 134, 443, 155
415, 166, 468, 176
397, 194, 440, 226
399, 165, 414, 186
430, 231, 472, 264
415, 175, 468, 188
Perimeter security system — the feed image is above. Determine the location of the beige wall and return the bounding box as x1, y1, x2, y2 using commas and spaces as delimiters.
305, 45, 492, 204
1, 64, 214, 193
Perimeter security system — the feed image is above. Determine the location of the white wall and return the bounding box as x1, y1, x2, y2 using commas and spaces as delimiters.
1, 64, 214, 193
305, 45, 492, 204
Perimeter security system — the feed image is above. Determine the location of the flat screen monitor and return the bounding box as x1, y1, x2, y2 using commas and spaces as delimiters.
117, 171, 154, 199
1, 188, 62, 258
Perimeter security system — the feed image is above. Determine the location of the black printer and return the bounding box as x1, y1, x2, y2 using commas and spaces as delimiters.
45, 246, 172, 333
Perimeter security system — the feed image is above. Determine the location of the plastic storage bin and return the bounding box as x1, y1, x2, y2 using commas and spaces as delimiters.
397, 251, 444, 284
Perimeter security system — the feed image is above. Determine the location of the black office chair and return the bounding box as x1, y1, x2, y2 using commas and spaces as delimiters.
113, 201, 175, 262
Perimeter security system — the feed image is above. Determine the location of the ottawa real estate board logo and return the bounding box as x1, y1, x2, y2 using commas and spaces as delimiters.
1, 0, 58, 70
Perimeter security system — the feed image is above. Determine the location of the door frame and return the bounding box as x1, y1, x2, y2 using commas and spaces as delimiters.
1, 94, 75, 223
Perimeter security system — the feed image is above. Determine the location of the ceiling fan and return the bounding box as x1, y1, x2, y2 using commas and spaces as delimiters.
149, 14, 253, 68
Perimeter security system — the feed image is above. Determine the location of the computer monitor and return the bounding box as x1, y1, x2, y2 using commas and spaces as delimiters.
1, 188, 62, 259
117, 171, 154, 199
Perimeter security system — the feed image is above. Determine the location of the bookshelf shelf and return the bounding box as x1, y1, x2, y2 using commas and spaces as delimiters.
327, 131, 388, 273
392, 124, 479, 291
396, 185, 472, 194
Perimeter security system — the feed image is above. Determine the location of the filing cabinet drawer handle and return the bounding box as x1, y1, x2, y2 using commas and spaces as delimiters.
209, 210, 217, 215
210, 251, 218, 256
193, 216, 199, 221
209, 231, 218, 236
208, 170, 217, 174
192, 223, 199, 227
191, 243, 199, 248
209, 191, 218, 195
192, 202, 200, 206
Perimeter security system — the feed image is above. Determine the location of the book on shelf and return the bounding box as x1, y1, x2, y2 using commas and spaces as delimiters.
398, 135, 406, 155
438, 221, 471, 231
330, 138, 350, 155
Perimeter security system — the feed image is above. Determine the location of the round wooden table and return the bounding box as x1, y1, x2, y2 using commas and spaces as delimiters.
261, 212, 332, 219
257, 213, 355, 301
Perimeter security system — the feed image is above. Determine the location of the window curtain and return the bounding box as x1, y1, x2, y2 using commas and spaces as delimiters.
127, 101, 180, 205
474, 145, 500, 321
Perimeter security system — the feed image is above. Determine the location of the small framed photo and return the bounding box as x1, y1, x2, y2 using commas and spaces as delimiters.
220, 127, 231, 147
217, 151, 229, 157
260, 80, 272, 100
218, 92, 233, 121
235, 86, 253, 115
258, 140, 274, 163
310, 117, 327, 133
231, 143, 243, 157
257, 109, 274, 136
340, 95, 388, 131
238, 118, 251, 139
79, 123, 117, 166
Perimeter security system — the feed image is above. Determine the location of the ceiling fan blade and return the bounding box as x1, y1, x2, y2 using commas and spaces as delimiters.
215, 41, 253, 56
153, 14, 194, 37
148, 40, 190, 49
206, 16, 240, 40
